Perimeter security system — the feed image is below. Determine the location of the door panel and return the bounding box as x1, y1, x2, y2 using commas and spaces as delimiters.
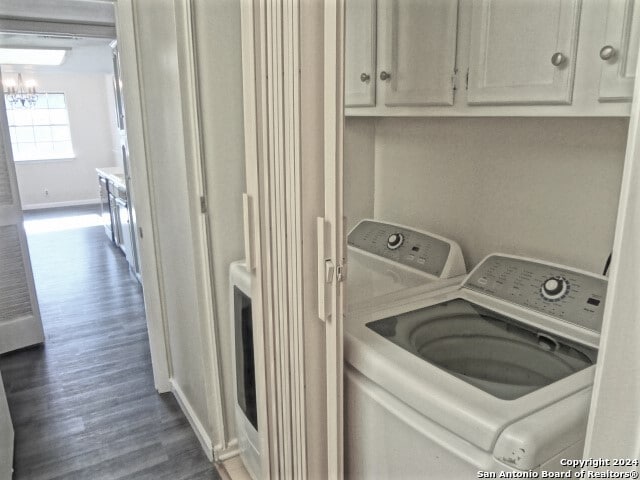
380, 0, 458, 106
0, 74, 44, 354
0, 370, 13, 479
599, 0, 640, 101
467, 0, 581, 105
345, 0, 376, 107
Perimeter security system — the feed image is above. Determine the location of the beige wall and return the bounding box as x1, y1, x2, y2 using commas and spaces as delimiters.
346, 117, 628, 274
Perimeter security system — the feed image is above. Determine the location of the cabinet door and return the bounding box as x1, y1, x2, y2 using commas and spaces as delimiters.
379, 0, 458, 107
599, 0, 640, 101
467, 0, 581, 105
345, 0, 376, 107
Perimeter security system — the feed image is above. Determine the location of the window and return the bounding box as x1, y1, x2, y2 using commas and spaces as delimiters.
4, 93, 74, 161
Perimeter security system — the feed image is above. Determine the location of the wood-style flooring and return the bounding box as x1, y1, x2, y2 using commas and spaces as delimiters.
0, 206, 220, 480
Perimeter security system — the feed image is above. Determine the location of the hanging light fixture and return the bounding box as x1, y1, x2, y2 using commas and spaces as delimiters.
3, 74, 39, 108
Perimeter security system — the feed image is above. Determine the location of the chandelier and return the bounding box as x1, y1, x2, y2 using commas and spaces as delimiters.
3, 74, 39, 108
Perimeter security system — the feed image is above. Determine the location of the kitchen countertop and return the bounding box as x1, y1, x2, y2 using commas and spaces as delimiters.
96, 167, 126, 190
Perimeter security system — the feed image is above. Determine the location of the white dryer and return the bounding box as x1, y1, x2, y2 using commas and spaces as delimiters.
347, 219, 466, 311
345, 253, 606, 479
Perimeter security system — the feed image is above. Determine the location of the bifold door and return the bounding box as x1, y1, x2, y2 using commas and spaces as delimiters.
0, 72, 44, 354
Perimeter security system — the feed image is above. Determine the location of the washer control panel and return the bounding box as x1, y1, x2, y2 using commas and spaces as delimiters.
348, 220, 452, 277
465, 255, 607, 332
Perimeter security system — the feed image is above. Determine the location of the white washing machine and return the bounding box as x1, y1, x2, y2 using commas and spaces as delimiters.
229, 261, 260, 480
345, 253, 606, 479
347, 219, 467, 312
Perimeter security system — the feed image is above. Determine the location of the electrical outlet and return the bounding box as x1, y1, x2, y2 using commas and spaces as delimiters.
44, 189, 49, 196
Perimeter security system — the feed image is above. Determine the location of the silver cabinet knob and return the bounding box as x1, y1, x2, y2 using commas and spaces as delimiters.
379, 71, 391, 81
551, 52, 566, 67
360, 73, 370, 82
599, 45, 617, 61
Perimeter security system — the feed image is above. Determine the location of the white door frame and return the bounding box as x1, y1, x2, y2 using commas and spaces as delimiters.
322, 0, 346, 477
113, 0, 172, 392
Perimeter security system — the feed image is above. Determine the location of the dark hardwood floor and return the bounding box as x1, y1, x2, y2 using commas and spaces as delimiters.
0, 206, 220, 480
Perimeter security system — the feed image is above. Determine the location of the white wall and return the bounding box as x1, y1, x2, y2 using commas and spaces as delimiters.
345, 117, 628, 274
344, 118, 375, 232
4, 70, 119, 209
192, 0, 245, 447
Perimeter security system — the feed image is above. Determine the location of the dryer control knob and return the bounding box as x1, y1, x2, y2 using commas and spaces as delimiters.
541, 277, 568, 300
387, 233, 404, 250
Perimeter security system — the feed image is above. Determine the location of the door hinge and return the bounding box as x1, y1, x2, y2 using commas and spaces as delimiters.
465, 68, 469, 90
451, 68, 458, 92
200, 196, 207, 214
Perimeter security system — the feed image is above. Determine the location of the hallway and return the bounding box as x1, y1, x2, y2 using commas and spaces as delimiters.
0, 206, 219, 479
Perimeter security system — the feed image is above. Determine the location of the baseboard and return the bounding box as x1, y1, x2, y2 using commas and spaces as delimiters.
170, 379, 215, 462
22, 198, 101, 210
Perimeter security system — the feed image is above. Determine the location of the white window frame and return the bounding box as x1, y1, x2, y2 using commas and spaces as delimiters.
4, 92, 75, 162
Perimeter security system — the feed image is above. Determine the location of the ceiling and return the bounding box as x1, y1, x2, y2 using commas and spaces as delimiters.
0, 33, 113, 74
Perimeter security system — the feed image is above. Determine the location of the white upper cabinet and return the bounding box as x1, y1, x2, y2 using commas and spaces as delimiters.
467, 0, 582, 105
344, 0, 632, 116
598, 0, 640, 102
378, 0, 458, 106
345, 0, 377, 107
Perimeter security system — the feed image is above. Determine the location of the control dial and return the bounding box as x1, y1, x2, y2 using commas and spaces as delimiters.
387, 232, 404, 250
541, 276, 569, 301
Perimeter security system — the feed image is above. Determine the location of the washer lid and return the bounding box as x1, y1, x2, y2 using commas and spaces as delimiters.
347, 248, 437, 310
366, 298, 597, 400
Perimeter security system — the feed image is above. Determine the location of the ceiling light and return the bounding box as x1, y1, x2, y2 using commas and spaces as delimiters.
0, 48, 68, 66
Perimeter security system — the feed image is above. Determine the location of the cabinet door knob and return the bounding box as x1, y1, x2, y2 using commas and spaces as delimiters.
360, 73, 370, 82
599, 45, 617, 61
379, 71, 391, 81
551, 52, 566, 67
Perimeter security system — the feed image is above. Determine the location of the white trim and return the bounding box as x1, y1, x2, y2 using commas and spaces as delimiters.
323, 1, 345, 478
170, 379, 214, 463
0, 19, 116, 38
114, 0, 172, 393
21, 198, 99, 210
13, 156, 76, 164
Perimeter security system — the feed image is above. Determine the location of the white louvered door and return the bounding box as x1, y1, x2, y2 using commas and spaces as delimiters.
0, 72, 44, 354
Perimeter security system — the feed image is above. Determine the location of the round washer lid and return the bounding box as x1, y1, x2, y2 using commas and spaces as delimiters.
366, 298, 596, 400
